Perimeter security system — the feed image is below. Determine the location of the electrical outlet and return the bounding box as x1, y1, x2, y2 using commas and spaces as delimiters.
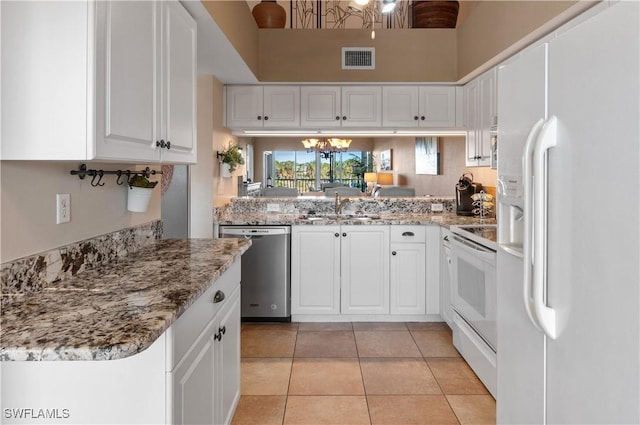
56, 194, 70, 224
431, 203, 444, 212
266, 203, 281, 212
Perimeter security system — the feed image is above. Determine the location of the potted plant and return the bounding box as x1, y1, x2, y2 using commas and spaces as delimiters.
219, 142, 245, 178
127, 175, 158, 213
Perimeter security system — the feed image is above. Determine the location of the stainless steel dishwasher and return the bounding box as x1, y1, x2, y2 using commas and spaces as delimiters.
219, 225, 291, 321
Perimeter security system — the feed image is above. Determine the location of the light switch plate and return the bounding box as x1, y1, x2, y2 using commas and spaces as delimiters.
56, 194, 70, 224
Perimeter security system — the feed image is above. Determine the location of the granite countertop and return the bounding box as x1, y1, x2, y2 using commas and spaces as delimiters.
217, 211, 496, 228
0, 239, 251, 362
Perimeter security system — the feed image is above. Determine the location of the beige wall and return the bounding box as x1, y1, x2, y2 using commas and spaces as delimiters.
189, 75, 215, 238
372, 136, 496, 197
206, 1, 591, 84
212, 77, 243, 207
0, 161, 160, 262
457, 1, 581, 79
258, 28, 457, 82
202, 1, 260, 77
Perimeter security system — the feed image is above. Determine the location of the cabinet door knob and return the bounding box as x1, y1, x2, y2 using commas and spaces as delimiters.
342, 116, 347, 120
257, 116, 262, 120
214, 331, 222, 341
335, 116, 340, 120
443, 235, 450, 242
166, 141, 171, 150
342, 232, 347, 237
392, 251, 397, 256
264, 116, 269, 121
335, 233, 340, 237
219, 326, 226, 336
156, 139, 166, 148
421, 116, 426, 121
414, 116, 419, 121
213, 290, 225, 303
402, 231, 415, 237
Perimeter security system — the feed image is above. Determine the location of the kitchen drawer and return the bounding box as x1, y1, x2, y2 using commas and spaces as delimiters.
165, 260, 241, 371
390, 226, 426, 243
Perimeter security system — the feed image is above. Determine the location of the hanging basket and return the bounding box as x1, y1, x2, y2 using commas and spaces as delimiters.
252, 0, 286, 28
127, 186, 154, 213
220, 162, 233, 178
412, 1, 460, 28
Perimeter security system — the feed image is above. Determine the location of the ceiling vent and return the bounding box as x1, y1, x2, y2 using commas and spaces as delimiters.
342, 47, 375, 70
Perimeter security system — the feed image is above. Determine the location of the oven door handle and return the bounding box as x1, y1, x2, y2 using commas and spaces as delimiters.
523, 118, 544, 333
450, 235, 496, 261
531, 116, 558, 340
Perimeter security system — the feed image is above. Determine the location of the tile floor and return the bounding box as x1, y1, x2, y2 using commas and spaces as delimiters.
232, 322, 495, 425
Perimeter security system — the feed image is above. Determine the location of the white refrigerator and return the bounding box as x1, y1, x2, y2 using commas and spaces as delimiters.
496, 1, 639, 424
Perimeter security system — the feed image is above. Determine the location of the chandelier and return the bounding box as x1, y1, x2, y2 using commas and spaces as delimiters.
301, 137, 352, 158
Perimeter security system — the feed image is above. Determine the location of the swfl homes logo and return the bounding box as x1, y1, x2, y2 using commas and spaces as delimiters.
3, 408, 70, 420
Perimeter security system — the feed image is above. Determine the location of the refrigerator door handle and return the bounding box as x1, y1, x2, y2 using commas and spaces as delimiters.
532, 116, 559, 339
523, 118, 545, 332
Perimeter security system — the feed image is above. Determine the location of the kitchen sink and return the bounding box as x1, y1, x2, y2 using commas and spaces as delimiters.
300, 213, 381, 221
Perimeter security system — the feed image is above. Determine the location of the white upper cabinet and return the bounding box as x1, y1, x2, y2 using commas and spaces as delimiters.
226, 86, 300, 128
383, 86, 456, 127
300, 86, 342, 128
340, 86, 382, 127
1, 1, 93, 160
301, 85, 382, 128
464, 67, 496, 167
95, 1, 160, 163
1, 0, 197, 163
160, 0, 197, 163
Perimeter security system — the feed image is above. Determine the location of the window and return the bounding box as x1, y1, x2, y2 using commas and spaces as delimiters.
271, 150, 372, 193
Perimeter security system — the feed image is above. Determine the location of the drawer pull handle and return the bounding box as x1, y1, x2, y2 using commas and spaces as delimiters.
402, 231, 415, 237
213, 290, 225, 303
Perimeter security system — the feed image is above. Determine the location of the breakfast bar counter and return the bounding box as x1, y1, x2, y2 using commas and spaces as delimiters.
0, 238, 251, 362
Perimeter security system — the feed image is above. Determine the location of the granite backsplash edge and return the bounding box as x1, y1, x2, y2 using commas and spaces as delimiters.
1, 220, 163, 306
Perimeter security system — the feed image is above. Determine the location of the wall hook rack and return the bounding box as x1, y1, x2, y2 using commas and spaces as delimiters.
70, 164, 163, 187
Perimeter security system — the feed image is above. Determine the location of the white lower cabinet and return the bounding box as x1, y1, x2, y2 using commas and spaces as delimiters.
291, 226, 341, 315
291, 224, 444, 320
0, 261, 241, 425
390, 226, 426, 315
291, 225, 389, 315
341, 226, 390, 315
169, 265, 241, 425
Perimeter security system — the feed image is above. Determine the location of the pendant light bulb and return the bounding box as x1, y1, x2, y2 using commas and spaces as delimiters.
371, 29, 375, 39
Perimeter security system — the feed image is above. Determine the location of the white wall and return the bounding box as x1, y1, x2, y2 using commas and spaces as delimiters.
0, 161, 160, 263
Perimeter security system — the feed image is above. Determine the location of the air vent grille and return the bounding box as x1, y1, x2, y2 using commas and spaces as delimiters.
342, 47, 375, 70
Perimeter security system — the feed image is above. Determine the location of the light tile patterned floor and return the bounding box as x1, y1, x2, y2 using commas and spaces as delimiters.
232, 322, 495, 425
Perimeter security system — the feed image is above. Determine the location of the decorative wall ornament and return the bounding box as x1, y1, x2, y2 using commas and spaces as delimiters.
290, 0, 409, 29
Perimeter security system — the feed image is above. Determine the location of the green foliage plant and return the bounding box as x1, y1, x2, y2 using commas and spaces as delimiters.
221, 142, 245, 173
128, 175, 158, 189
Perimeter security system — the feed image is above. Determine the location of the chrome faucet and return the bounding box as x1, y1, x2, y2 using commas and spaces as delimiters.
334, 192, 351, 215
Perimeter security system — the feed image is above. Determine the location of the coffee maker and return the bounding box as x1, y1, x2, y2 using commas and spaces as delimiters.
456, 173, 483, 216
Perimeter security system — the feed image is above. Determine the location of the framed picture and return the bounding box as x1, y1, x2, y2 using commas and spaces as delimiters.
380, 149, 392, 171
415, 137, 440, 175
